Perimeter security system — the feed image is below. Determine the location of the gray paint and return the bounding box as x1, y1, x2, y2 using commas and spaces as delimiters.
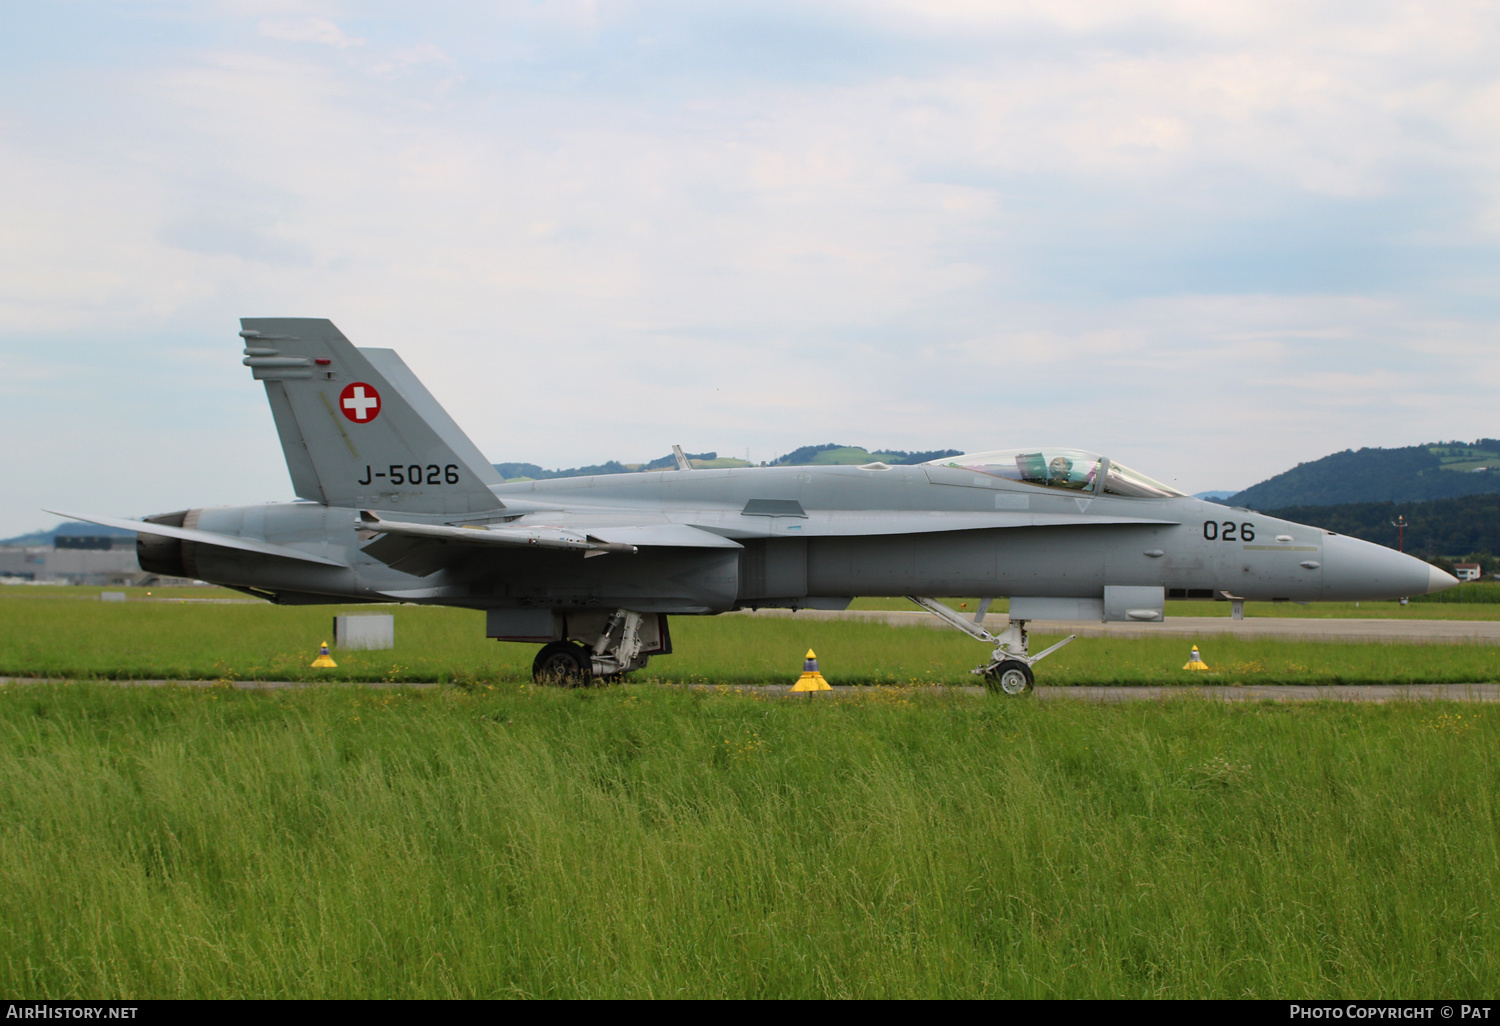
59, 318, 1459, 673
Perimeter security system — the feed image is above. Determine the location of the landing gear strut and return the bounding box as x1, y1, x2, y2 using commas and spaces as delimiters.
906, 597, 1076, 696
531, 608, 652, 685
588, 609, 650, 679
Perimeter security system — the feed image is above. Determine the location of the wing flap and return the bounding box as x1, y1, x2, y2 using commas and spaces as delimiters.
583, 523, 742, 549
358, 533, 457, 577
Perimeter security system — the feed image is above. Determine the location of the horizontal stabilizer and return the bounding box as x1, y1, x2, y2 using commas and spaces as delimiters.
46, 510, 348, 568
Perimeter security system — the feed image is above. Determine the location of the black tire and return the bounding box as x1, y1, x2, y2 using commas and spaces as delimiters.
984, 659, 1034, 696
532, 641, 593, 686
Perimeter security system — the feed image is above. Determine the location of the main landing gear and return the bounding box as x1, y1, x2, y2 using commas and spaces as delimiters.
531, 609, 652, 686
907, 597, 1076, 696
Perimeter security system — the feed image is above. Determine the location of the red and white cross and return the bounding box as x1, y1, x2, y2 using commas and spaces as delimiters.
339, 382, 382, 422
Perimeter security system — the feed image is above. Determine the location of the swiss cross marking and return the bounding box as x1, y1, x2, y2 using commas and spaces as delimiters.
339, 382, 381, 423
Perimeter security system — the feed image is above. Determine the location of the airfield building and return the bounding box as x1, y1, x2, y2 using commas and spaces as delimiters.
0, 531, 198, 586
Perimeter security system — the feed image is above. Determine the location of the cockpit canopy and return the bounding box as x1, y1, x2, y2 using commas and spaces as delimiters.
925, 448, 1184, 499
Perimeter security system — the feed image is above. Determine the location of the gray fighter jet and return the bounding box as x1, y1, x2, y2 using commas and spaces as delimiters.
56, 318, 1458, 693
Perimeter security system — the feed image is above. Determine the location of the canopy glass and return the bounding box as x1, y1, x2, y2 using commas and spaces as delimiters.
927, 448, 1184, 498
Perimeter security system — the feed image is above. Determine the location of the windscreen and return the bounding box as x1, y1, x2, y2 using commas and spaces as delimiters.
1102, 461, 1184, 498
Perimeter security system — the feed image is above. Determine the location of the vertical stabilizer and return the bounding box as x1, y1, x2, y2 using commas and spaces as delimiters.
241, 317, 503, 514
361, 348, 503, 488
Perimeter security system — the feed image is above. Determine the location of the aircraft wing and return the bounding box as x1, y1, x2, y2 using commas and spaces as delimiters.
358, 508, 1176, 577
45, 510, 349, 568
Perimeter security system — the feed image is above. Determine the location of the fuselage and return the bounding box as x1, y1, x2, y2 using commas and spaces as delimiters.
141, 462, 1451, 613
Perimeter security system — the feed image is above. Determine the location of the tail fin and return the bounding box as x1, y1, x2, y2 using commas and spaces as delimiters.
241, 317, 504, 514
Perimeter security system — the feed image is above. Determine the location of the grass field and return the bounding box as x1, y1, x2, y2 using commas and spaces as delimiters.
0, 682, 1496, 998
9, 583, 1500, 618
1, 589, 1498, 685
3, 592, 1499, 997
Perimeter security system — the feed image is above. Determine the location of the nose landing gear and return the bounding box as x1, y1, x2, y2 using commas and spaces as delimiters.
906, 596, 1076, 695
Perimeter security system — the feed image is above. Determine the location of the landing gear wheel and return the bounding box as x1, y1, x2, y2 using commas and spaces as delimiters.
985, 659, 1034, 696
532, 641, 593, 686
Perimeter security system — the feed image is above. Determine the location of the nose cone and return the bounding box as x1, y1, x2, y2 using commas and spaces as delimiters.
1321, 534, 1458, 600
1426, 564, 1461, 595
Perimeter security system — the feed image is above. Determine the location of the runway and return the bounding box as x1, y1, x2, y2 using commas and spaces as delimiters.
730, 608, 1500, 644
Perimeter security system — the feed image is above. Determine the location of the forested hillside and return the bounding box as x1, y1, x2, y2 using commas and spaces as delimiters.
1267, 493, 1500, 563
1230, 441, 1500, 507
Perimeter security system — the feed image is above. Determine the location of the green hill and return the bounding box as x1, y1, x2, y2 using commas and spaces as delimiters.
494, 445, 961, 481
1230, 441, 1500, 508
766, 444, 961, 467
492, 451, 750, 481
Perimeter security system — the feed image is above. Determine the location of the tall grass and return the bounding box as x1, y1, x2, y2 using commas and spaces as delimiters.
1412, 582, 1500, 604
0, 683, 1494, 998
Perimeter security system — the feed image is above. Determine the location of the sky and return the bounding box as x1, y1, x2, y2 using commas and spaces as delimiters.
3, 0, 1499, 537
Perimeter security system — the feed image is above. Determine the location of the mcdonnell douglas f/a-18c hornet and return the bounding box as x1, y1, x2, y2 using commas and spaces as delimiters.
56, 318, 1458, 694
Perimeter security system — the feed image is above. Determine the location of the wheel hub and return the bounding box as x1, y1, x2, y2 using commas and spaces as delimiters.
998, 667, 1030, 695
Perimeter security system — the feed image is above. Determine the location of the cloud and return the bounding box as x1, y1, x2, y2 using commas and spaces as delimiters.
382, 43, 454, 68
257, 17, 364, 48
0, 1, 1498, 532
158, 214, 313, 265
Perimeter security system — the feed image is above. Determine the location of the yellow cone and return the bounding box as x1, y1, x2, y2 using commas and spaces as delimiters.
311, 641, 338, 668
1183, 645, 1209, 671
790, 648, 831, 691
